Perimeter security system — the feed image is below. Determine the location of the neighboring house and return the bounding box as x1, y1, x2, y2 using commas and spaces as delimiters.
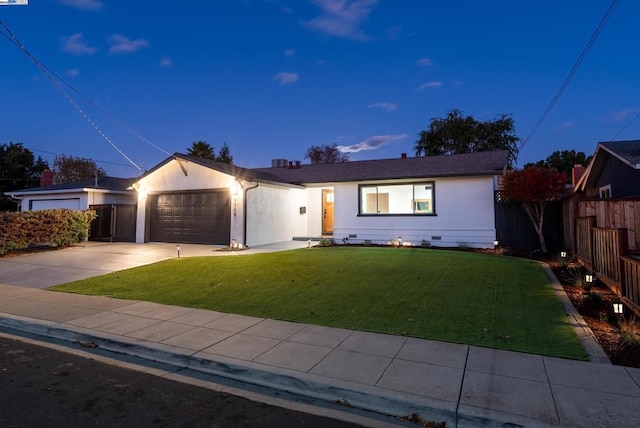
5, 177, 138, 242
575, 140, 640, 198
131, 150, 508, 248
5, 176, 137, 211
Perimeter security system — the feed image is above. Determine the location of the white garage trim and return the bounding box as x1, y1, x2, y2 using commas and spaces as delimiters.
30, 198, 81, 211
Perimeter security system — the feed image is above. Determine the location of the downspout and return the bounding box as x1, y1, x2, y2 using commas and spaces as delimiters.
243, 182, 259, 248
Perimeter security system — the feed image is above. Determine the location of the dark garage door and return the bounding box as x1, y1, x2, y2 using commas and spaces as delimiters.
149, 191, 230, 245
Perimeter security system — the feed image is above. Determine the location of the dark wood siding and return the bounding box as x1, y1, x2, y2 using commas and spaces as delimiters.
148, 191, 230, 245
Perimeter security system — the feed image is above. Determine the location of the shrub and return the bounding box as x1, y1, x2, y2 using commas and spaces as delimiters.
318, 238, 333, 247
619, 318, 640, 348
0, 209, 96, 255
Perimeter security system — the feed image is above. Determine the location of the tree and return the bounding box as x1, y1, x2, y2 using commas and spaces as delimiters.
304, 143, 349, 164
501, 167, 567, 253
0, 142, 49, 211
414, 109, 520, 167
52, 155, 106, 184
524, 150, 592, 181
216, 142, 233, 164
187, 141, 216, 160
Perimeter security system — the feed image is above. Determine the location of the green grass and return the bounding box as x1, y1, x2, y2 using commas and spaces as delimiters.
50, 247, 587, 359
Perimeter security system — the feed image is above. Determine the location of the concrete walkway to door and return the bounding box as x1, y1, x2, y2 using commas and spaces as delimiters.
0, 241, 310, 289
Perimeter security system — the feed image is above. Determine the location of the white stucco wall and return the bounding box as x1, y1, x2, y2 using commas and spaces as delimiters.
245, 184, 308, 247
332, 176, 497, 248
133, 158, 242, 244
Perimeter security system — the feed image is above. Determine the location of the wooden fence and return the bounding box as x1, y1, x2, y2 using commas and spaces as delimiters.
576, 221, 640, 314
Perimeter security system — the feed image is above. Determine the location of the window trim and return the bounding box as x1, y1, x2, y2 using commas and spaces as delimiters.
357, 181, 436, 216
599, 184, 612, 199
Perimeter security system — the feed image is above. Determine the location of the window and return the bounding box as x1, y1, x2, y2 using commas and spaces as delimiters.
599, 185, 612, 199
359, 182, 434, 215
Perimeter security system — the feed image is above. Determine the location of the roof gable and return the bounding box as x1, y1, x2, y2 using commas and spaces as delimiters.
575, 140, 640, 193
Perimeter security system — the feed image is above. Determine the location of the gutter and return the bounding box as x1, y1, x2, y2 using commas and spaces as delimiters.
243, 182, 259, 248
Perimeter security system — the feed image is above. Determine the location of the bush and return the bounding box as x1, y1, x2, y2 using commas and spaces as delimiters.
0, 209, 96, 255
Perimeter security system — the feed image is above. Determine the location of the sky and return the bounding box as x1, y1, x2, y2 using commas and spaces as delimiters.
1, 0, 639, 178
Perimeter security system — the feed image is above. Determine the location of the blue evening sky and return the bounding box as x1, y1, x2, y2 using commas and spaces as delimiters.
1, 0, 638, 177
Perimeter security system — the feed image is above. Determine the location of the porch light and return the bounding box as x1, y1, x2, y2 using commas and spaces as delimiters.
585, 273, 594, 285
613, 302, 624, 315
176, 244, 181, 258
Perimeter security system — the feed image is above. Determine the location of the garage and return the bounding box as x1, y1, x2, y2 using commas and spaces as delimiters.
148, 191, 230, 245
30, 198, 81, 211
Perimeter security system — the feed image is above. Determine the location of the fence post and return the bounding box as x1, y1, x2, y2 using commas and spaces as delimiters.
618, 228, 628, 298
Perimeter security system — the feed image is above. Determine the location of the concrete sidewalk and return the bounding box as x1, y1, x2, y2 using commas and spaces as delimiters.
1, 284, 639, 427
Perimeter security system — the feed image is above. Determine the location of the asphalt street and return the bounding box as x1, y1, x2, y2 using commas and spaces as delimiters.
0, 334, 371, 428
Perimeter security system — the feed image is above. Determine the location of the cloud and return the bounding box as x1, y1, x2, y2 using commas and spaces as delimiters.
57, 0, 102, 11
417, 58, 433, 66
417, 81, 443, 91
337, 134, 407, 153
273, 72, 299, 84
608, 108, 637, 121
65, 69, 79, 77
367, 102, 398, 112
108, 34, 149, 55
61, 33, 98, 55
557, 122, 573, 130
284, 48, 296, 56
304, 0, 377, 41
385, 26, 402, 41
159, 57, 174, 67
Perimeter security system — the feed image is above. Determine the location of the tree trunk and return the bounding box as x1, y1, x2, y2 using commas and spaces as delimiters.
522, 202, 548, 253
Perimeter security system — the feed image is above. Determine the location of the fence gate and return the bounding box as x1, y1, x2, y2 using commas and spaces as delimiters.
89, 204, 136, 242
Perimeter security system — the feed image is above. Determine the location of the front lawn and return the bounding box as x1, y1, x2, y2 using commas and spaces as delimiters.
51, 247, 586, 359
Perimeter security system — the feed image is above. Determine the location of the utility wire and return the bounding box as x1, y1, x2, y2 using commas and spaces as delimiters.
611, 111, 640, 140
0, 20, 171, 168
521, 0, 619, 148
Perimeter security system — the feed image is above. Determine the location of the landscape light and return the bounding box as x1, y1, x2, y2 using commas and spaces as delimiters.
560, 251, 567, 258
493, 240, 499, 247
613, 302, 624, 315
585, 273, 594, 284
398, 237, 403, 247
176, 244, 181, 258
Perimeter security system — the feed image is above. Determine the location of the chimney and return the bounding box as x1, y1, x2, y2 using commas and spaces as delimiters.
288, 161, 293, 168
401, 153, 407, 159
295, 160, 300, 168
572, 164, 585, 190
40, 169, 54, 187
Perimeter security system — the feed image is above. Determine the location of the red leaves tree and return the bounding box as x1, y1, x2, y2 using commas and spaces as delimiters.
501, 167, 566, 253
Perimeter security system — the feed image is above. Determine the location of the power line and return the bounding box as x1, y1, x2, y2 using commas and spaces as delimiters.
611, 111, 640, 140
521, 0, 619, 148
0, 20, 171, 168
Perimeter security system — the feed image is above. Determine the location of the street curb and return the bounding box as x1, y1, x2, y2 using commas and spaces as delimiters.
0, 314, 456, 427
0, 313, 571, 428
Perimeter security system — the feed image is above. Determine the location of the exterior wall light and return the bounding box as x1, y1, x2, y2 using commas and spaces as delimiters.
176, 244, 181, 258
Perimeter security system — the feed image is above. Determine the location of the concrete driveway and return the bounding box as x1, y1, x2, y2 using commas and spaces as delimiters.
0, 241, 309, 289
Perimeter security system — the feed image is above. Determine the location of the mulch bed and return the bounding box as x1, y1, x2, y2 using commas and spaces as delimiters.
550, 262, 640, 367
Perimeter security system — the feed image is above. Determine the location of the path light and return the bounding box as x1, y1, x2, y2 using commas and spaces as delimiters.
493, 240, 499, 253
560, 251, 567, 258
307, 239, 311, 248
176, 244, 181, 258
585, 273, 594, 285
613, 302, 624, 315
398, 237, 403, 247
231, 239, 237, 250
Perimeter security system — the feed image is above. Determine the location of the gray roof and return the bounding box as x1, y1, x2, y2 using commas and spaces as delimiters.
599, 140, 640, 167
8, 176, 137, 195
252, 150, 510, 184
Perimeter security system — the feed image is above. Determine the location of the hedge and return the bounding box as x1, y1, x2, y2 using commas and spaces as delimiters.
0, 209, 96, 255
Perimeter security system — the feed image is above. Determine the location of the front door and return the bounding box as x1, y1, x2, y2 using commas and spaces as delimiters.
322, 189, 334, 235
